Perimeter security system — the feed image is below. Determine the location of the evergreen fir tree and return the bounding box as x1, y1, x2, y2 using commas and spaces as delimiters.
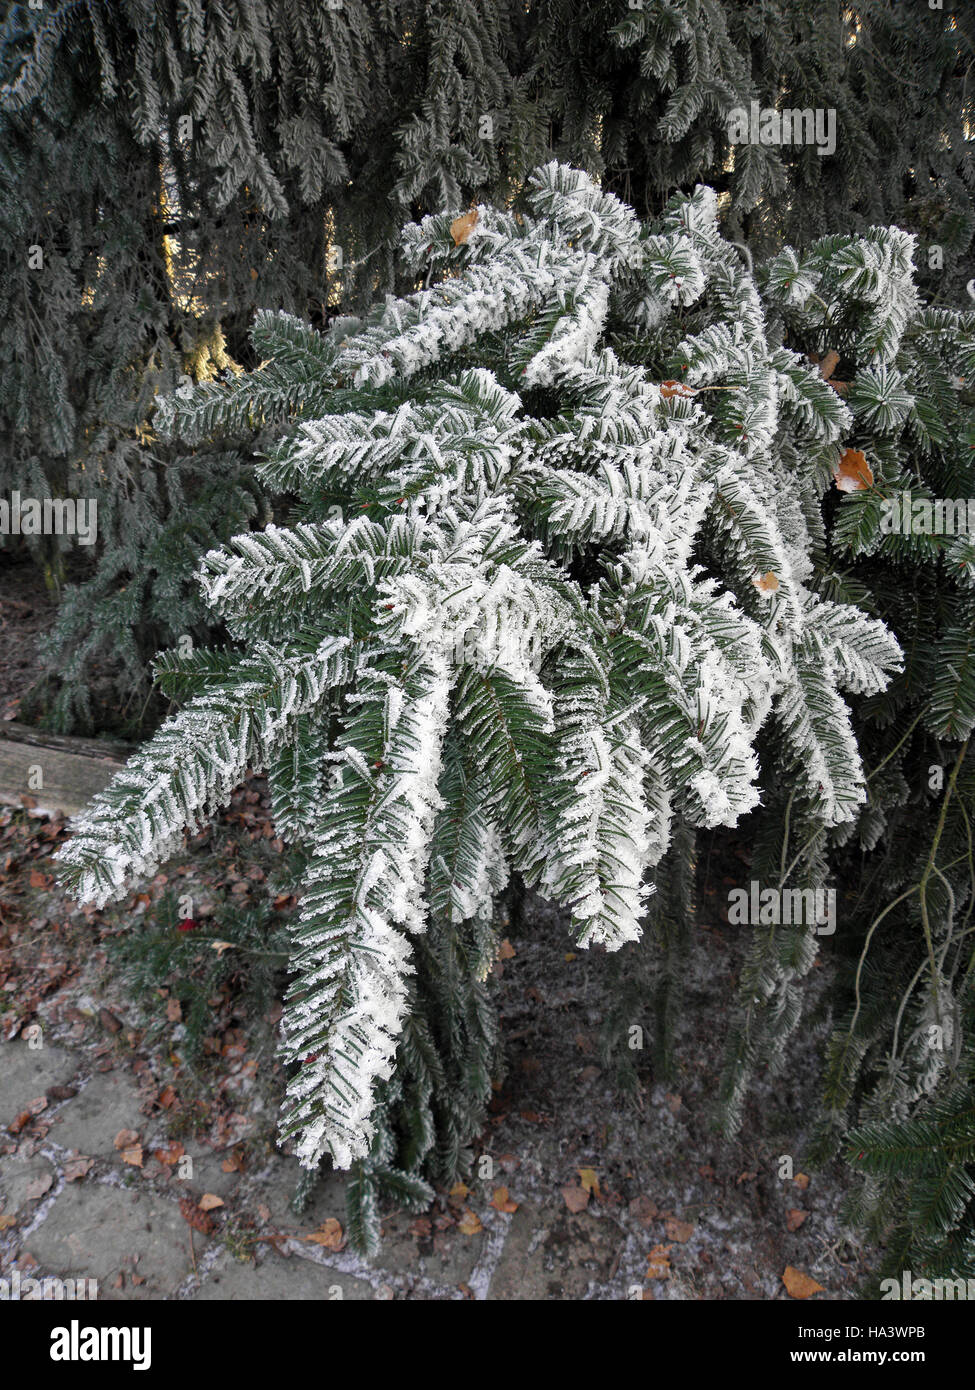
2, 1, 969, 733
56, 165, 907, 1247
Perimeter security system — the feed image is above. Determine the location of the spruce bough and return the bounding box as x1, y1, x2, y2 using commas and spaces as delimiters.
57, 165, 904, 1185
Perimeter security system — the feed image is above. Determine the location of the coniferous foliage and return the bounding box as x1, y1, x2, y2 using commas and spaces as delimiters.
2, 1, 970, 735
56, 167, 909, 1250
0, 0, 527, 728
765, 248, 975, 1279
536, 0, 973, 293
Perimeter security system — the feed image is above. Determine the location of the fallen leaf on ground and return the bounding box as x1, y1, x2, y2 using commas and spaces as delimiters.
497, 938, 516, 960
629, 1195, 659, 1226
664, 1218, 694, 1243
786, 1209, 808, 1232
794, 1173, 810, 1191
153, 1142, 185, 1166
304, 1217, 344, 1249
646, 1243, 673, 1279
489, 1186, 518, 1213
198, 1193, 224, 1212
120, 1146, 143, 1168
25, 1174, 52, 1200
166, 997, 182, 1022
561, 1183, 589, 1214
448, 1182, 470, 1204
63, 1156, 93, 1182
113, 1129, 139, 1151
458, 1209, 483, 1236
783, 1265, 825, 1299
179, 1196, 215, 1235
577, 1167, 601, 1197
45, 1085, 77, 1102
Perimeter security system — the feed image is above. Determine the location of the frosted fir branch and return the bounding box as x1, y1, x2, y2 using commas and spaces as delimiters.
56, 637, 356, 908
57, 162, 916, 1175
279, 656, 451, 1168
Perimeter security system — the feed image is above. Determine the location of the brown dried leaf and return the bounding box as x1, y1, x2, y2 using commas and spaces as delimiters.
179, 1196, 215, 1235
561, 1183, 590, 1214
450, 209, 479, 246
782, 1265, 825, 1299
457, 1208, 483, 1236
646, 1243, 673, 1279
152, 1142, 185, 1166
304, 1217, 344, 1249
833, 447, 873, 493
664, 1218, 694, 1243
63, 1156, 93, 1182
489, 1186, 519, 1213
628, 1194, 659, 1226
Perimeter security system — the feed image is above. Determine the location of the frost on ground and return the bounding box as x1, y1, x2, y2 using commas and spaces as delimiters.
0, 790, 872, 1299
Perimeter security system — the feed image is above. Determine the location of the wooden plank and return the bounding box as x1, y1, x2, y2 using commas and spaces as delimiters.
0, 738, 125, 818
0, 720, 135, 762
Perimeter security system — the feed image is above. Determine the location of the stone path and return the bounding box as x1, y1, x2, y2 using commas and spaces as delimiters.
3, 1029, 678, 1301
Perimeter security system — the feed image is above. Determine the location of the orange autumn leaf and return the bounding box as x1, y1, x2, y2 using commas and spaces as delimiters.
457, 1208, 483, 1235
659, 380, 697, 399
786, 1208, 808, 1232
152, 1141, 185, 1166
752, 571, 779, 593
120, 1145, 143, 1168
198, 1193, 224, 1212
646, 1243, 673, 1279
497, 938, 516, 960
304, 1217, 344, 1249
448, 1181, 470, 1204
489, 1186, 519, 1213
782, 1265, 825, 1299
450, 209, 479, 246
834, 447, 873, 492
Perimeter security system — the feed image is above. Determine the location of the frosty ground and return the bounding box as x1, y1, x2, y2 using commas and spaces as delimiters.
0, 786, 873, 1300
